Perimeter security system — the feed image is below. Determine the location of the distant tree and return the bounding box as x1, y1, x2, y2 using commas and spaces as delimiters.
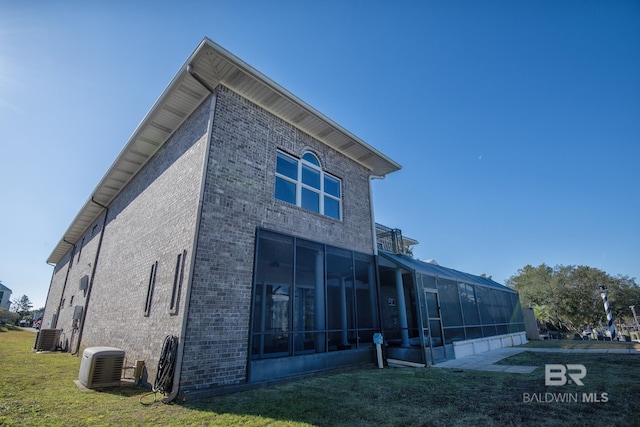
506, 264, 639, 331
0, 308, 19, 325
11, 295, 33, 321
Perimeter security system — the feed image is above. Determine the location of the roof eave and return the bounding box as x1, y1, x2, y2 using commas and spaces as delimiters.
47, 38, 401, 264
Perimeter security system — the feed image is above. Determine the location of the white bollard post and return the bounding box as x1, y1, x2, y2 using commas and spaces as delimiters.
373, 333, 384, 368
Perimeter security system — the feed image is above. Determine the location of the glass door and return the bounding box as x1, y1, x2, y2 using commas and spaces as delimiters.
423, 289, 446, 364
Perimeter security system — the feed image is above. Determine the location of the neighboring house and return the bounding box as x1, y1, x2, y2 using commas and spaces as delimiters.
42, 38, 524, 400
0, 283, 11, 311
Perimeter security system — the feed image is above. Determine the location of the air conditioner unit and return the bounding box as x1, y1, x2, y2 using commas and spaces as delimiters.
79, 347, 125, 389
33, 329, 61, 351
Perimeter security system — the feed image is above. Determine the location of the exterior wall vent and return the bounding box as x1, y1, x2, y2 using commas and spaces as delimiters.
78, 347, 125, 389
79, 275, 89, 291
33, 329, 61, 351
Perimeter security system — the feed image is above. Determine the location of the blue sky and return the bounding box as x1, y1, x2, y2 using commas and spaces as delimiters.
1, 1, 638, 309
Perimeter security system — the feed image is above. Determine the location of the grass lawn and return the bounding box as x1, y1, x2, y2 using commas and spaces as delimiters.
522, 338, 640, 350
1, 326, 639, 426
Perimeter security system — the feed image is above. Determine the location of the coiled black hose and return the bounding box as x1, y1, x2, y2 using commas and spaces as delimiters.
139, 335, 178, 404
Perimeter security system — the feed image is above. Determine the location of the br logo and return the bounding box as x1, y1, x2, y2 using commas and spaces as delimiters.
545, 364, 587, 386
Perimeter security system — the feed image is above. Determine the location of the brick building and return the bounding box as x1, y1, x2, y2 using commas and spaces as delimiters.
43, 38, 525, 400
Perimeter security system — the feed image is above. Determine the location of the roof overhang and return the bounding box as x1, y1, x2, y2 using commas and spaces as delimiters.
378, 251, 516, 292
47, 37, 401, 264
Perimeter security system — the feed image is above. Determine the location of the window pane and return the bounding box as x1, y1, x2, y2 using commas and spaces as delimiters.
459, 283, 480, 325
324, 196, 340, 219
327, 246, 355, 350
301, 187, 320, 212
294, 239, 324, 353
422, 274, 437, 289
324, 175, 341, 198
476, 286, 495, 325
275, 177, 296, 204
443, 327, 465, 344
302, 152, 320, 166
253, 230, 294, 359
510, 293, 523, 325
466, 326, 483, 339
425, 292, 438, 319
482, 325, 497, 337
302, 164, 320, 189
429, 320, 443, 347
276, 152, 298, 179
490, 290, 507, 324
437, 279, 463, 327
354, 254, 377, 330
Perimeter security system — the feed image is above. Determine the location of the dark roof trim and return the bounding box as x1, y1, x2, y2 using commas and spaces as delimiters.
379, 251, 516, 293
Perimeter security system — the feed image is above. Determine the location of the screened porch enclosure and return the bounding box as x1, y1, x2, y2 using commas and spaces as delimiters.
378, 251, 525, 365
249, 228, 379, 381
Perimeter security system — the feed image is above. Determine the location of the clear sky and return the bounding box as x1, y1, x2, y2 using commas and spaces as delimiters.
1, 1, 638, 309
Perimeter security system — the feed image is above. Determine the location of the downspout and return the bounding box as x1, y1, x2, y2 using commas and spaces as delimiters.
42, 262, 57, 329
187, 64, 215, 92
369, 175, 386, 354
72, 197, 109, 355
164, 65, 215, 403
369, 175, 384, 256
54, 239, 76, 328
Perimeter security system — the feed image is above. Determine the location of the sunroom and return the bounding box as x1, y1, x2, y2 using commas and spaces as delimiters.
377, 251, 526, 366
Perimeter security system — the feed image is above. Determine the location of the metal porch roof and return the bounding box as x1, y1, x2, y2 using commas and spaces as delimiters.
379, 251, 516, 292
47, 38, 401, 265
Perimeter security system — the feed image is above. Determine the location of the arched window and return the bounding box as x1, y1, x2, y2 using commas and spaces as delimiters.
275, 150, 342, 220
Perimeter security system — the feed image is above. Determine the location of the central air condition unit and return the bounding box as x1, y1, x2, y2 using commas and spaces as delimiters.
33, 329, 61, 351
78, 347, 125, 389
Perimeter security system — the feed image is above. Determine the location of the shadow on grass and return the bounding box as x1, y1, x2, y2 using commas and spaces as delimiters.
173, 362, 640, 426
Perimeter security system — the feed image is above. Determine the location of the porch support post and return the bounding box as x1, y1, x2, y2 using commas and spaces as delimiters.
395, 268, 410, 347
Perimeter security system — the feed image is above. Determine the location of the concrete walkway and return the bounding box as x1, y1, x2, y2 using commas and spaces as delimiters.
433, 346, 640, 374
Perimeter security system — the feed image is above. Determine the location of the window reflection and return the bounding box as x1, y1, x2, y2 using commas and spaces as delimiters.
252, 229, 377, 360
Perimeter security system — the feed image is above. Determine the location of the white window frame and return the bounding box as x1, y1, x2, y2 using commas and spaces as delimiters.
275, 150, 342, 220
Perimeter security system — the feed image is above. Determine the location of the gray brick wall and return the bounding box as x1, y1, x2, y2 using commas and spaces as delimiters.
180, 85, 375, 391
44, 83, 377, 393
44, 214, 105, 351
43, 96, 212, 383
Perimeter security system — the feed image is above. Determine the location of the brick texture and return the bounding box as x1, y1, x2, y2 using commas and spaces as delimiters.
180, 86, 375, 392
44, 84, 376, 393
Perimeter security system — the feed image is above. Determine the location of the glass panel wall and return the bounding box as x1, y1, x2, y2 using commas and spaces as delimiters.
354, 253, 378, 344
251, 229, 378, 360
252, 231, 293, 358
327, 246, 355, 351
294, 239, 324, 353
434, 276, 525, 344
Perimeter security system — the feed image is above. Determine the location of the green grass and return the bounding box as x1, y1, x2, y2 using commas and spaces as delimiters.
1, 326, 639, 426
522, 338, 640, 350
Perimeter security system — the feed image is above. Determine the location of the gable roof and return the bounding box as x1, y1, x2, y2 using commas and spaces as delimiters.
47, 37, 401, 265
379, 251, 516, 292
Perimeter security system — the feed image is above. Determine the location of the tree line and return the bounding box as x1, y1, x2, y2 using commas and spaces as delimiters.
0, 294, 40, 326
506, 264, 640, 332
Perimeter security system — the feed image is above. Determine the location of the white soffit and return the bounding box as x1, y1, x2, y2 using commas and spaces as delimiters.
47, 38, 401, 264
